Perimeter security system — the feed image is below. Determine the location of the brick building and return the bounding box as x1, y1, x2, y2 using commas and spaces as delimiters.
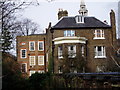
16, 34, 47, 76
16, 0, 118, 76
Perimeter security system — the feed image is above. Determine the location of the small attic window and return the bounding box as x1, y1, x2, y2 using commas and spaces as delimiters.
75, 15, 84, 23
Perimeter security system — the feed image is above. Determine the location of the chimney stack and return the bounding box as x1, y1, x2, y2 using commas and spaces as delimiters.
58, 8, 68, 20
110, 9, 116, 43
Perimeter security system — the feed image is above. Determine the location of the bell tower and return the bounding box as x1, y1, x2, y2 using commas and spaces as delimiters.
78, 0, 88, 16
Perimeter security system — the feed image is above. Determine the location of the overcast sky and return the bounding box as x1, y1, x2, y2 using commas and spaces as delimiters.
20, 0, 118, 33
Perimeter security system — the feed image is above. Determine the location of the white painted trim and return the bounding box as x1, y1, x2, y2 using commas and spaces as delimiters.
29, 41, 35, 51
54, 40, 86, 44
53, 36, 87, 41
38, 56, 44, 65
58, 56, 63, 59
75, 15, 84, 23
38, 41, 44, 51
29, 56, 36, 66
29, 70, 36, 76
20, 49, 27, 59
46, 53, 48, 62
21, 63, 27, 73
58, 46, 63, 59
53, 36, 87, 45
93, 37, 105, 40
94, 46, 106, 58
94, 56, 106, 59
38, 70, 45, 73
94, 30, 105, 39
64, 30, 75, 37
21, 43, 26, 45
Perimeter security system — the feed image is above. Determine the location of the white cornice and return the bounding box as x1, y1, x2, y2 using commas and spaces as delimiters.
53, 36, 88, 44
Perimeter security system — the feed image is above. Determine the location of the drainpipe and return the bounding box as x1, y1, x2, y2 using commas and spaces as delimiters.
44, 37, 46, 73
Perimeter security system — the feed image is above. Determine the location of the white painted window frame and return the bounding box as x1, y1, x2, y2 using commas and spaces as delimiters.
29, 41, 35, 51
21, 42, 26, 45
64, 30, 75, 37
94, 30, 105, 39
38, 41, 44, 51
29, 56, 36, 66
75, 16, 84, 23
94, 46, 106, 58
46, 53, 48, 62
81, 45, 84, 55
20, 49, 27, 58
38, 56, 44, 65
58, 46, 63, 59
68, 45, 76, 58
21, 63, 27, 73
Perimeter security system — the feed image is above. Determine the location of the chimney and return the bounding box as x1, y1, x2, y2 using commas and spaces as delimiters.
110, 9, 116, 43
58, 8, 68, 20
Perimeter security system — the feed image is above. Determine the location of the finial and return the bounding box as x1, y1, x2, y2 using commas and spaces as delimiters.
79, 0, 88, 16
80, 0, 85, 6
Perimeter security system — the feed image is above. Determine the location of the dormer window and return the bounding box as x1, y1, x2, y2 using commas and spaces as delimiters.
75, 15, 84, 23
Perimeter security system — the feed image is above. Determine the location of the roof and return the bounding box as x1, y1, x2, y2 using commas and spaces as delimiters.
51, 16, 111, 29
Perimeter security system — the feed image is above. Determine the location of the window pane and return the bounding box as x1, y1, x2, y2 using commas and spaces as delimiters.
68, 45, 76, 58
38, 41, 44, 51
67, 31, 71, 36
71, 31, 75, 36
95, 46, 106, 57
29, 56, 35, 66
70, 46, 73, 50
64, 31, 67, 36
38, 56, 44, 65
98, 46, 101, 51
21, 64, 26, 73
30, 42, 34, 51
21, 50, 26, 58
94, 30, 104, 38
64, 30, 75, 37
58, 46, 63, 58
81, 46, 84, 55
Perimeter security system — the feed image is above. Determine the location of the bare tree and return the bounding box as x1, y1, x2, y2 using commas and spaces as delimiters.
0, 0, 39, 52
15, 18, 40, 36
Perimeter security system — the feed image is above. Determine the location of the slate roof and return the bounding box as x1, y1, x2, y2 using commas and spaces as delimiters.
51, 16, 111, 29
